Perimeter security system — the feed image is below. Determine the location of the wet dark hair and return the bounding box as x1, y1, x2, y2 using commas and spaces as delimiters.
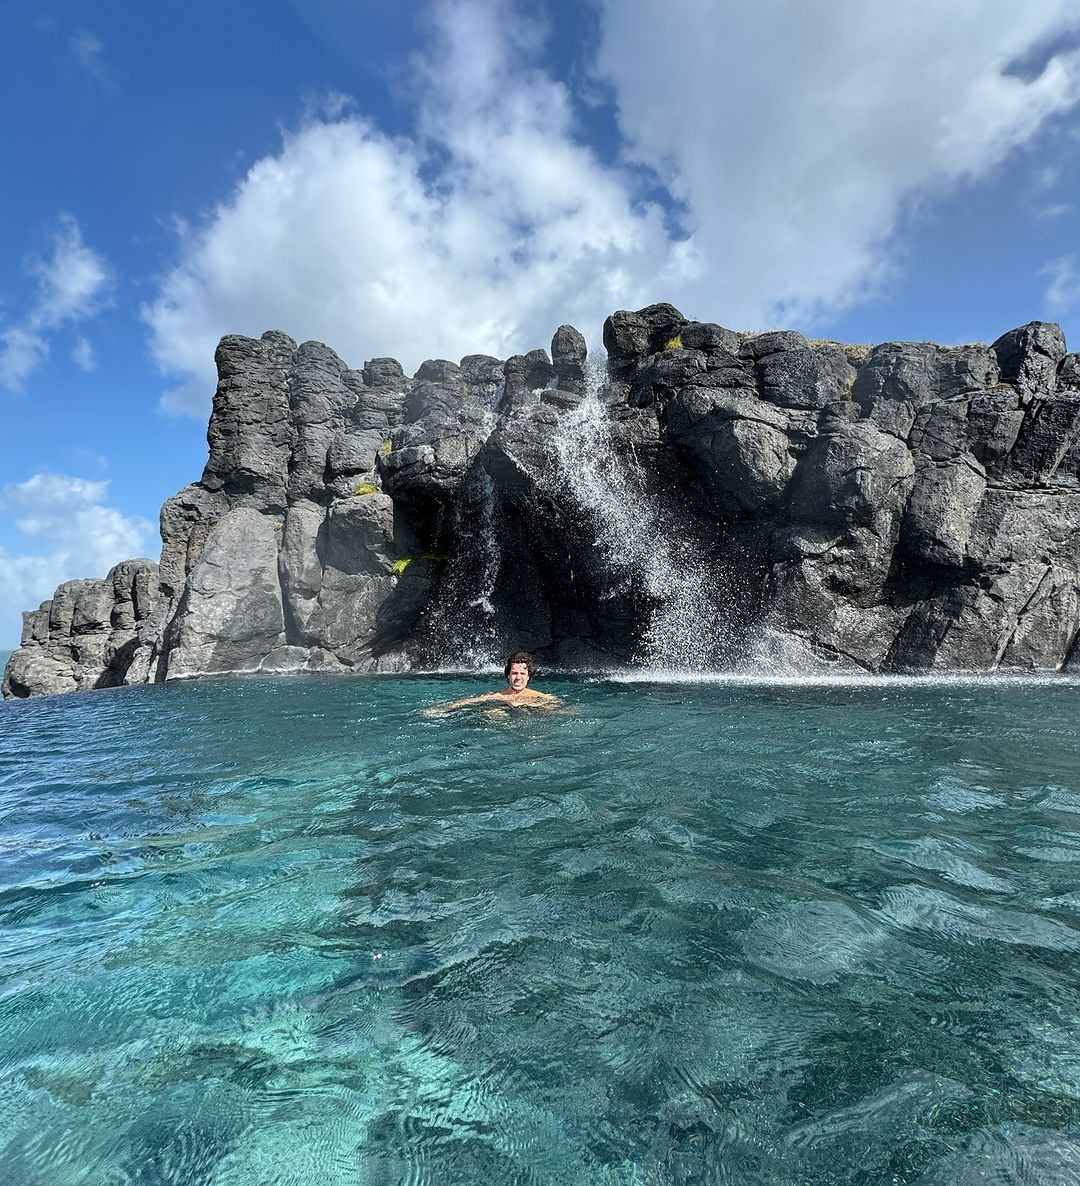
504, 651, 536, 679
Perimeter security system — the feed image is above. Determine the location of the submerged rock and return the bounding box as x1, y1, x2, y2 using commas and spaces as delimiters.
5, 308, 1080, 697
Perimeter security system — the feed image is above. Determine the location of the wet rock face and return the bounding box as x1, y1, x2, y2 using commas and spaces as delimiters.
651, 312, 1079, 673
5, 309, 1080, 697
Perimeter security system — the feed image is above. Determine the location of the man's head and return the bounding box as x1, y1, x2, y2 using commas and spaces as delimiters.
504, 651, 535, 693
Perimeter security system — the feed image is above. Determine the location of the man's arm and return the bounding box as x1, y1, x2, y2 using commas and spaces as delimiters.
423, 692, 501, 716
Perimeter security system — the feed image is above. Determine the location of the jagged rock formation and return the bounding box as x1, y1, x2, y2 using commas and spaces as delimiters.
5, 304, 1080, 698
3, 559, 159, 697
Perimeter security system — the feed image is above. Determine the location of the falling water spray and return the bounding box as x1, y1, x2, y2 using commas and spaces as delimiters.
548, 357, 727, 671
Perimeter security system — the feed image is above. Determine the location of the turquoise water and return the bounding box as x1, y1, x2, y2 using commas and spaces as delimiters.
2, 674, 1080, 1184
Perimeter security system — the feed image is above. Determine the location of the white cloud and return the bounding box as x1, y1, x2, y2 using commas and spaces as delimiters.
0, 327, 50, 392
1033, 164, 1062, 191
143, 0, 683, 415
145, 0, 1080, 418
70, 30, 110, 86
593, 0, 1080, 328
1033, 201, 1074, 219
72, 335, 96, 371
1040, 254, 1080, 311
30, 215, 112, 325
0, 215, 111, 390
0, 474, 154, 647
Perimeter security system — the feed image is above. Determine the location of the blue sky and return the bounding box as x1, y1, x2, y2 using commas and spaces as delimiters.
3, 0, 1080, 645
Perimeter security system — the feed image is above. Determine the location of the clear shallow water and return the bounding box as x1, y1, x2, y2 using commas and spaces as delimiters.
1, 675, 1080, 1185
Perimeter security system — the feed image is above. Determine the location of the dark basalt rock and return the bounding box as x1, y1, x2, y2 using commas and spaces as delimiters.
379, 352, 500, 544
460, 354, 504, 394
503, 349, 555, 404
664, 388, 797, 514
551, 325, 587, 394
631, 348, 707, 406
3, 559, 160, 697
992, 321, 1067, 400
750, 334, 855, 411
362, 357, 406, 389
854, 341, 1000, 410
201, 330, 297, 508
899, 458, 987, 569
680, 321, 742, 357
603, 302, 687, 378
5, 308, 1080, 697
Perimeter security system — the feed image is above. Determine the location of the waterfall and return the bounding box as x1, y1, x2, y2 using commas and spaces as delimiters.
548, 358, 727, 672
421, 350, 736, 673
454, 466, 502, 664
419, 416, 504, 670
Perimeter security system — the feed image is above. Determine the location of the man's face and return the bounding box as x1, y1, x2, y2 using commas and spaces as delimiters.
507, 662, 530, 692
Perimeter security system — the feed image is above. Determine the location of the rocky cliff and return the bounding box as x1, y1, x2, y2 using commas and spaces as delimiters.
5, 304, 1080, 697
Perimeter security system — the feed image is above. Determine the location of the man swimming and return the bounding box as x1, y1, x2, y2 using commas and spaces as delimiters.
425, 651, 561, 715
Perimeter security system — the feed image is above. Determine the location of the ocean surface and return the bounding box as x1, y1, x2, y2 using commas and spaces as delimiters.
1, 673, 1080, 1185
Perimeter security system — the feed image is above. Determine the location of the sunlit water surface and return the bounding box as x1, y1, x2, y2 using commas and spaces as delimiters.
2, 673, 1080, 1185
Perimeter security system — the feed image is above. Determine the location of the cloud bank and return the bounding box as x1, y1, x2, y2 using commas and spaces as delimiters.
146, 0, 680, 415
594, 0, 1080, 327
146, 0, 1080, 417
